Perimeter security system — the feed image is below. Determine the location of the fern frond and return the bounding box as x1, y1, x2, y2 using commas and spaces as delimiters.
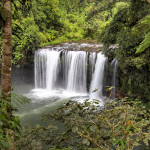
136, 32, 150, 53
141, 14, 150, 24
11, 93, 31, 106
0, 92, 30, 106
132, 14, 150, 34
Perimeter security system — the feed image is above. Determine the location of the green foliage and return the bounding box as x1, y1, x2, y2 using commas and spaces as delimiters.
61, 13, 85, 40
12, 17, 42, 65
101, 0, 150, 100
84, 1, 129, 39
17, 98, 150, 149
6, 0, 123, 66
9, 0, 62, 65
135, 15, 150, 53
0, 0, 128, 66
0, 93, 30, 149
32, 0, 61, 31
136, 32, 150, 53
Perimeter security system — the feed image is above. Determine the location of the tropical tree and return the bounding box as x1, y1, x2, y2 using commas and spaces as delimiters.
0, 0, 30, 149
0, 0, 15, 148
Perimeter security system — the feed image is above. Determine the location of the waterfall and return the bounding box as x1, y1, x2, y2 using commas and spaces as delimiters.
66, 51, 87, 94
35, 49, 87, 95
89, 52, 107, 101
46, 50, 61, 90
35, 49, 61, 91
89, 52, 96, 74
111, 58, 118, 99
62, 50, 71, 89
34, 43, 117, 100
35, 49, 47, 89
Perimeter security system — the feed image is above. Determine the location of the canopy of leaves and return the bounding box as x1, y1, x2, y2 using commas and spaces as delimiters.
1, 0, 128, 65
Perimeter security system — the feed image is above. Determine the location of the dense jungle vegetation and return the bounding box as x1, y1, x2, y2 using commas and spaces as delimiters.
1, 0, 150, 100
1, 0, 132, 65
0, 0, 150, 149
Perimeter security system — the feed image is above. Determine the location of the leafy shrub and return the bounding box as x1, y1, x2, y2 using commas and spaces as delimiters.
0, 94, 30, 149
17, 98, 150, 149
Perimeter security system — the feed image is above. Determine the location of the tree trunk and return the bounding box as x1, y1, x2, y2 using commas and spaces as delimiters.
1, 0, 15, 149
2, 0, 12, 97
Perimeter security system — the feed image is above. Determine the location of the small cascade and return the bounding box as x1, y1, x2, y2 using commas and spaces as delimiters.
111, 58, 118, 99
35, 49, 61, 91
89, 52, 107, 101
46, 50, 61, 90
67, 51, 87, 94
89, 52, 96, 74
62, 50, 71, 89
35, 49, 47, 89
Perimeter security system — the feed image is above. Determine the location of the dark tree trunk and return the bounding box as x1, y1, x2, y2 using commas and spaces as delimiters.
1, 0, 15, 149
1, 0, 12, 97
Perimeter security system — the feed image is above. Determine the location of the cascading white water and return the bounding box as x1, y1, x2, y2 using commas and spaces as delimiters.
35, 49, 61, 91
34, 43, 117, 100
35, 49, 88, 95
46, 50, 61, 90
35, 49, 47, 89
89, 52, 96, 74
89, 52, 107, 101
62, 51, 72, 89
66, 51, 87, 94
111, 58, 118, 99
